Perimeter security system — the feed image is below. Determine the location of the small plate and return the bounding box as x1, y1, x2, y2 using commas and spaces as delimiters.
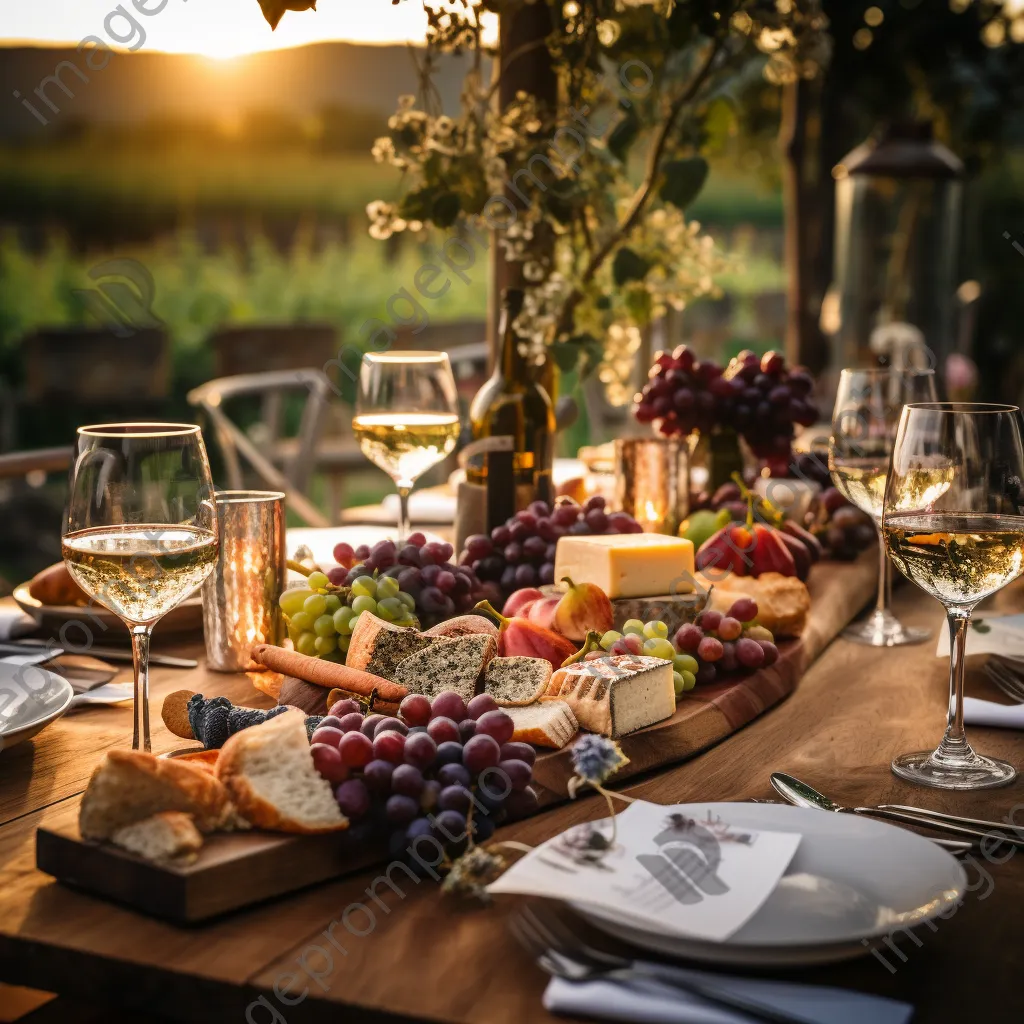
14, 584, 203, 639
0, 661, 74, 751
570, 802, 966, 967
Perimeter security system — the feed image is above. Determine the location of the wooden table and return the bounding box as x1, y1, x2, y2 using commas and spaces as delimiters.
2, 580, 1023, 1024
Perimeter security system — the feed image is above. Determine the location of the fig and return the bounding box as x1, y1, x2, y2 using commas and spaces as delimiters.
552, 578, 614, 642
473, 601, 578, 671
502, 587, 544, 618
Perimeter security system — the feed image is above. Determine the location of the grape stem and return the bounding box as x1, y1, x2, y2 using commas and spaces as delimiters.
287, 559, 314, 577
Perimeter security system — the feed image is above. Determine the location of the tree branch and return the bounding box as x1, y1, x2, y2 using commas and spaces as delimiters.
555, 36, 725, 336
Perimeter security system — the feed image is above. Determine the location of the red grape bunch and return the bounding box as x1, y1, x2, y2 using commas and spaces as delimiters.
329, 535, 490, 626
309, 692, 539, 867
671, 597, 780, 686
633, 346, 819, 472
459, 497, 643, 601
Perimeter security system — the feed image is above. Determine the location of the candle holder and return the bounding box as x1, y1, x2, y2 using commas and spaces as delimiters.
203, 490, 286, 672
615, 438, 690, 535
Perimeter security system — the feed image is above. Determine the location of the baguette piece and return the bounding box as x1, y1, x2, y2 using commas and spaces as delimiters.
484, 656, 552, 707
393, 634, 497, 702
347, 614, 435, 678
79, 750, 232, 840
506, 701, 578, 749
544, 654, 675, 738
216, 709, 347, 834
110, 811, 204, 864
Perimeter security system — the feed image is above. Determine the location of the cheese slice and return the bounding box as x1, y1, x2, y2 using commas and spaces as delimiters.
554, 533, 696, 600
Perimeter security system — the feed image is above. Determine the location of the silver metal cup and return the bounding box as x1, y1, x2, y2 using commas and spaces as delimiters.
615, 437, 690, 535
203, 490, 286, 672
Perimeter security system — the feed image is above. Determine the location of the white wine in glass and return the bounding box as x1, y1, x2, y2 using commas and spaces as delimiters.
62, 424, 218, 752
828, 367, 939, 646
883, 403, 1024, 790
354, 352, 460, 542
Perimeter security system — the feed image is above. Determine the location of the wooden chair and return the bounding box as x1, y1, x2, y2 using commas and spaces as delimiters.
188, 369, 360, 528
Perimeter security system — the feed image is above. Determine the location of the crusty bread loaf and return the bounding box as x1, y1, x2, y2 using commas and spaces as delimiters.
347, 614, 435, 678
28, 561, 88, 606
79, 750, 231, 840
393, 634, 497, 701
484, 656, 552, 707
701, 571, 809, 638
216, 709, 347, 834
110, 812, 204, 864
544, 655, 675, 738
506, 701, 578, 748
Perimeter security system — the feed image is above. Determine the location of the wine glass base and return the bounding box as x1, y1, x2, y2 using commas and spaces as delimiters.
841, 610, 932, 648
892, 749, 1017, 790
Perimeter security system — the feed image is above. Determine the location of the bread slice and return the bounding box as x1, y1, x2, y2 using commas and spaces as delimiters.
347, 613, 435, 678
544, 654, 675, 737
216, 709, 347, 834
79, 750, 231, 841
484, 656, 552, 707
506, 701, 578, 749
423, 615, 499, 641
110, 812, 204, 864
392, 634, 497, 702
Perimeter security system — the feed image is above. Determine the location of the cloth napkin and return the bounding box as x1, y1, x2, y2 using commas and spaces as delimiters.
0, 606, 38, 641
963, 696, 1024, 730
544, 970, 913, 1024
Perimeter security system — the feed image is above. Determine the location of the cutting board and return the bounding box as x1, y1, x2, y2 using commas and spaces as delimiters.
36, 803, 385, 924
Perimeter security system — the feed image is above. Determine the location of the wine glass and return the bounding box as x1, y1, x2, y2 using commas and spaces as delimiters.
62, 424, 218, 752
353, 352, 460, 542
883, 403, 1024, 789
829, 367, 939, 646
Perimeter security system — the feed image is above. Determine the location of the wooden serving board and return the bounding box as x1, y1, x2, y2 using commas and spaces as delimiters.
36, 803, 385, 924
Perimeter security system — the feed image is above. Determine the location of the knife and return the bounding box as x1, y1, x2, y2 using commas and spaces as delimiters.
0, 640, 198, 670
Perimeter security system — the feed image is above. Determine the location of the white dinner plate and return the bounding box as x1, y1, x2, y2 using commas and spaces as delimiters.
570, 802, 966, 967
0, 660, 74, 752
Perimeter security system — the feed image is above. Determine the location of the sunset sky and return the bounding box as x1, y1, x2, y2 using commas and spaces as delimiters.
1, 0, 442, 58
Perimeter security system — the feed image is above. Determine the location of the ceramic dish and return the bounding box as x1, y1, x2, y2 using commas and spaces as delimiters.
570, 802, 966, 967
0, 660, 74, 751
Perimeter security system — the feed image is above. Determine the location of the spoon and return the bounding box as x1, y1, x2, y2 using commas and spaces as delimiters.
769, 773, 983, 853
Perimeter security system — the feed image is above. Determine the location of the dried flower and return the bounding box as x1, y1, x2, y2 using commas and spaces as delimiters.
571, 735, 629, 788
442, 845, 507, 903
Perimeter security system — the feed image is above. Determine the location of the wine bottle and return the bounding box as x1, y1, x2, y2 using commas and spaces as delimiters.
467, 289, 555, 531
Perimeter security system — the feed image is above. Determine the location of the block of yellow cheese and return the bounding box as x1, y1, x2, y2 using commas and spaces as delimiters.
554, 533, 696, 600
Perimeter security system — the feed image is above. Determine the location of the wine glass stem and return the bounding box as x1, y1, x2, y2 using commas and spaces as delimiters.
397, 485, 412, 545
131, 624, 153, 752
940, 607, 971, 754
873, 520, 890, 616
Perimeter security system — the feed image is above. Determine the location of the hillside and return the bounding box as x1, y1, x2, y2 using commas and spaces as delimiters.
0, 41, 476, 139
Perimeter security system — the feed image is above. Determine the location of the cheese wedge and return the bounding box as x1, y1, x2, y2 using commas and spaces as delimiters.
554, 534, 695, 600
543, 654, 676, 737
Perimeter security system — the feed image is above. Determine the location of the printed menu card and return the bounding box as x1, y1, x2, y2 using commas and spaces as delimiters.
489, 800, 802, 942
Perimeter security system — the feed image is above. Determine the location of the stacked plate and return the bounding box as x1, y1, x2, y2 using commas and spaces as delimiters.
570, 803, 967, 967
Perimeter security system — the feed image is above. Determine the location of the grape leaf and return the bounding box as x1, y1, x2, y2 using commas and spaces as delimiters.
659, 157, 709, 210
612, 247, 650, 286
258, 0, 317, 30
608, 111, 640, 162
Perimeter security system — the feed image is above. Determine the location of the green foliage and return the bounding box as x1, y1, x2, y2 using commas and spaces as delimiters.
660, 157, 710, 210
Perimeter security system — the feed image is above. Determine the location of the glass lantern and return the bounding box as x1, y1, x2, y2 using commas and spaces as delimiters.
826, 122, 963, 382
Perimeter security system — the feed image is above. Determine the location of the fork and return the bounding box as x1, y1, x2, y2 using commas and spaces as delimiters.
984, 659, 1024, 703
509, 903, 809, 1024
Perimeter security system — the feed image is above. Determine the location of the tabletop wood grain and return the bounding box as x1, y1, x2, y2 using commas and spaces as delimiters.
1, 578, 1023, 1024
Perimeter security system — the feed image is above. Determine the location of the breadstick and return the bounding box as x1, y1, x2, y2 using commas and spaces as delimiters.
249, 644, 408, 703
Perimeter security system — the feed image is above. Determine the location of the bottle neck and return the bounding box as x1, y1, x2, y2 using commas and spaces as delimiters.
497, 299, 527, 381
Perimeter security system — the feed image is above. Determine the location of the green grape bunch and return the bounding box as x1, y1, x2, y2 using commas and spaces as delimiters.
279, 569, 419, 663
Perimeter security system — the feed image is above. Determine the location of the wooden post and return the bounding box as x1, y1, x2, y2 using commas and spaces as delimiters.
488, 4, 557, 369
